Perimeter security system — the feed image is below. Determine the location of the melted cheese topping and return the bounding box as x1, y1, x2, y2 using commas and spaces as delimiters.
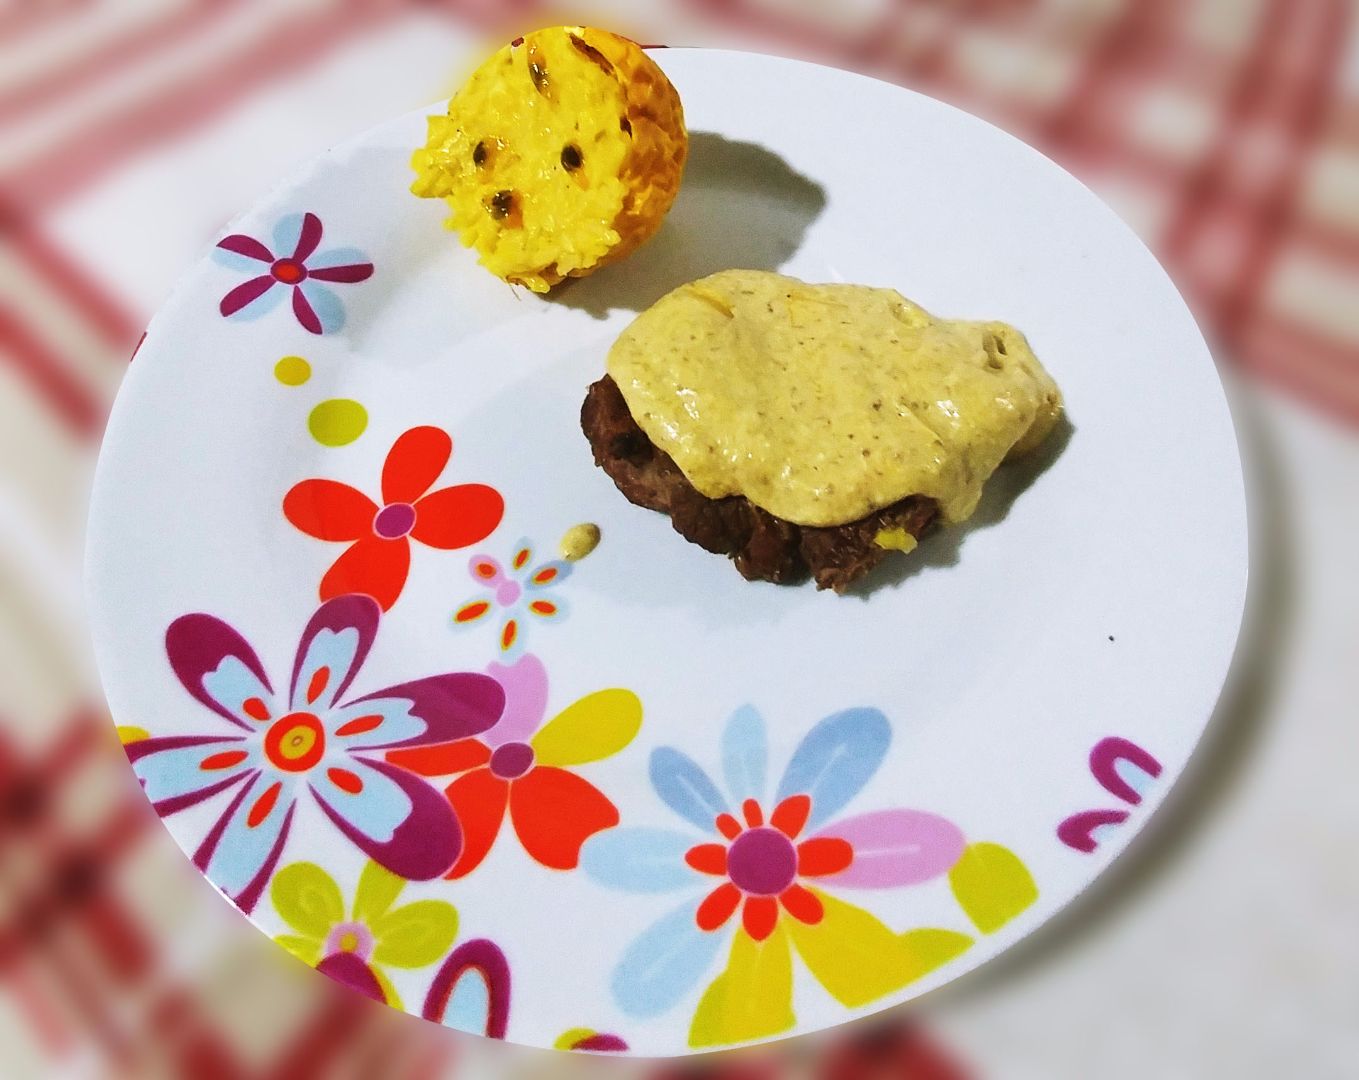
607, 270, 1062, 527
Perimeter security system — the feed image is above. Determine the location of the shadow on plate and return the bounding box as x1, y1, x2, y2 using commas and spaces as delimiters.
447, 341, 796, 633
843, 413, 1076, 598
921, 385, 1286, 1006
550, 131, 827, 317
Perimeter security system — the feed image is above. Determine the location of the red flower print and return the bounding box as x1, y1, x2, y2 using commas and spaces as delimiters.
284, 426, 504, 611
582, 707, 977, 1043
685, 795, 852, 942
216, 212, 374, 335
387, 654, 641, 878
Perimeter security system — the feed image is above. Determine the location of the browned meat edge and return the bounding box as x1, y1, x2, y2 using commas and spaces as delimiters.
581, 375, 938, 592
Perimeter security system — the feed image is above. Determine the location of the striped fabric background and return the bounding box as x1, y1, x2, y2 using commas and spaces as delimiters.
0, 1, 1353, 1076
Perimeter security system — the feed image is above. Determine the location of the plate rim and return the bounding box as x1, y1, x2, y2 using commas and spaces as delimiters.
84, 44, 1250, 1056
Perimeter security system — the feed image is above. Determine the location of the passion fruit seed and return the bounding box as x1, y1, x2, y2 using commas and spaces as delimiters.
561, 144, 583, 170
620, 116, 632, 135
529, 60, 549, 93
568, 34, 615, 75
473, 140, 487, 165
489, 189, 515, 219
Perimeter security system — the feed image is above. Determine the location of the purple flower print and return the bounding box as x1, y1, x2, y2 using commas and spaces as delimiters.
125, 595, 504, 912
215, 211, 373, 334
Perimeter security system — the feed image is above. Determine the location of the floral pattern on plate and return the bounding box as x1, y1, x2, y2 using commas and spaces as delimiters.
389, 654, 641, 878
581, 705, 1036, 1048
215, 212, 374, 334
1057, 736, 1163, 852
271, 858, 460, 1008
268, 857, 512, 1038
453, 539, 572, 660
284, 426, 505, 611
126, 595, 504, 911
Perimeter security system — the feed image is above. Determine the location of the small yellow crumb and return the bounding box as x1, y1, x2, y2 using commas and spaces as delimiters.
873, 527, 918, 553
117, 725, 151, 744
559, 522, 602, 561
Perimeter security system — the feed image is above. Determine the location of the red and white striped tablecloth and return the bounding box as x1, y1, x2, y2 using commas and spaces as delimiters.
0, 2, 1353, 1076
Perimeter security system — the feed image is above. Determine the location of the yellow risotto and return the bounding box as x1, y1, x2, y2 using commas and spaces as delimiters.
411, 27, 688, 292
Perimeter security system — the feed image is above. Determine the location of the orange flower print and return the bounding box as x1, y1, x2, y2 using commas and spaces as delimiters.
387, 654, 641, 878
284, 426, 504, 611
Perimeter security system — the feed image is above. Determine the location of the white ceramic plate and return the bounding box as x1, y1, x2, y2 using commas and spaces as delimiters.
86, 48, 1247, 1056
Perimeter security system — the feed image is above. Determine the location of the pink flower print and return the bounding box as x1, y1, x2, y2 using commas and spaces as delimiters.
452, 539, 571, 660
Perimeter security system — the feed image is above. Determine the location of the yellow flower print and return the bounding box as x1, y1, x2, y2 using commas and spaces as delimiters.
270, 860, 459, 1008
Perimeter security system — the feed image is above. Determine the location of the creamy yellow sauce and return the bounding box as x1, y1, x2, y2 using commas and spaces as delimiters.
607, 270, 1062, 527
